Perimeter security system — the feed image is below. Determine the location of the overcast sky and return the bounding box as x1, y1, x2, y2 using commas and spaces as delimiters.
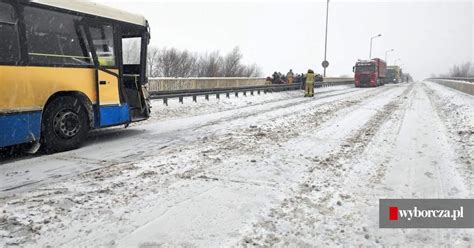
95, 0, 473, 79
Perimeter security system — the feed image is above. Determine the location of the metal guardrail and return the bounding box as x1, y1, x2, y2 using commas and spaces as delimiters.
147, 77, 355, 92
149, 80, 354, 105
148, 77, 267, 91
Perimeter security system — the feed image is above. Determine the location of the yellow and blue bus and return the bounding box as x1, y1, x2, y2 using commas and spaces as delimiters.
0, 0, 151, 152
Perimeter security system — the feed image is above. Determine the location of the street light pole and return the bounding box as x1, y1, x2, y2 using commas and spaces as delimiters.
369, 34, 382, 59
323, 0, 330, 77
385, 49, 394, 64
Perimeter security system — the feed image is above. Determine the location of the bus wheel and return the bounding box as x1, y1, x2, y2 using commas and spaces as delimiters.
41, 96, 89, 153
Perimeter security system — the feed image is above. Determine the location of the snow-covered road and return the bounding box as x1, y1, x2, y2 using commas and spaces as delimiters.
0, 82, 472, 247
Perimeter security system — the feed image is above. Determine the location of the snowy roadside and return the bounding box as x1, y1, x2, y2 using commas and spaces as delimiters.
0, 85, 400, 247
145, 85, 353, 122
423, 81, 473, 196
238, 82, 473, 246
333, 82, 472, 246
0, 86, 353, 164
1, 83, 471, 247
0, 85, 363, 195
238, 84, 415, 246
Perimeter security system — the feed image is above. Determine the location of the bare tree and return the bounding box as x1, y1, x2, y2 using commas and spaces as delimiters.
222, 47, 243, 77
196, 51, 223, 77
147, 47, 160, 77
176, 50, 197, 77
241, 63, 261, 77
146, 45, 261, 78
157, 48, 180, 77
449, 62, 471, 77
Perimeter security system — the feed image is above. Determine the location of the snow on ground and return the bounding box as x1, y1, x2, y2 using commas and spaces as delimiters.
423, 81, 474, 191
0, 82, 472, 247
146, 85, 353, 122
239, 82, 472, 247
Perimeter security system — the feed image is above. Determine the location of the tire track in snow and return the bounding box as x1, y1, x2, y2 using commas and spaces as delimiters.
338, 82, 471, 246
422, 82, 473, 197
111, 86, 408, 247
110, 85, 408, 246
147, 86, 354, 122
187, 87, 364, 132
239, 84, 413, 247
0, 87, 363, 194
0, 85, 404, 247
0, 86, 392, 194
171, 85, 403, 181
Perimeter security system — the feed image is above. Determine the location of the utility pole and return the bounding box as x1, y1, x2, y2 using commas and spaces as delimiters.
369, 34, 382, 59
323, 0, 330, 77
385, 49, 394, 64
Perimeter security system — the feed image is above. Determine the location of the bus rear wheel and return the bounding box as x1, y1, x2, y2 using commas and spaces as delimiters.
41, 96, 89, 153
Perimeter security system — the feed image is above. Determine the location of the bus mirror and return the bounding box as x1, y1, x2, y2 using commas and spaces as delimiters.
352, 66, 355, 72
146, 21, 151, 44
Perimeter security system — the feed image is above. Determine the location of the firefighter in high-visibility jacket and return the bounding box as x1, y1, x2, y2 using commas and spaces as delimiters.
305, 69, 315, 97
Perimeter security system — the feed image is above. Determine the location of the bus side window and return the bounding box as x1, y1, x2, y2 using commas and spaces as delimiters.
0, 2, 20, 63
23, 6, 93, 66
122, 37, 141, 65
90, 25, 117, 67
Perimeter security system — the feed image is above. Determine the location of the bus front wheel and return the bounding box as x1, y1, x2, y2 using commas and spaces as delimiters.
41, 96, 89, 153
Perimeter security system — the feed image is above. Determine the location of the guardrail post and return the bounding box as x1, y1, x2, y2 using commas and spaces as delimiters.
179, 96, 183, 104
205, 94, 209, 101
216, 93, 220, 100
251, 90, 254, 96
226, 92, 230, 98
257, 89, 261, 95
235, 92, 238, 97
243, 91, 247, 97
193, 95, 197, 102
163, 97, 168, 106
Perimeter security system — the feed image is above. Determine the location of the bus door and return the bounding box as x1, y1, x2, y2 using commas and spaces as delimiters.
120, 28, 150, 121
86, 23, 131, 127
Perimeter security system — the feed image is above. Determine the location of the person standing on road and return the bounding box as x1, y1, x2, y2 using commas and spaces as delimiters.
305, 69, 315, 97
301, 72, 306, 90
272, 71, 279, 84
287, 69, 294, 84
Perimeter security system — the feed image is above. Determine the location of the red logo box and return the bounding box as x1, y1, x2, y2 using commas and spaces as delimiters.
389, 206, 398, 221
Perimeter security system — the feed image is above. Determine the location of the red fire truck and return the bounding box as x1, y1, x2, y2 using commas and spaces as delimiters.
353, 58, 387, 87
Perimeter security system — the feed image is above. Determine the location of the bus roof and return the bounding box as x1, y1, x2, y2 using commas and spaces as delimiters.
31, 0, 147, 27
